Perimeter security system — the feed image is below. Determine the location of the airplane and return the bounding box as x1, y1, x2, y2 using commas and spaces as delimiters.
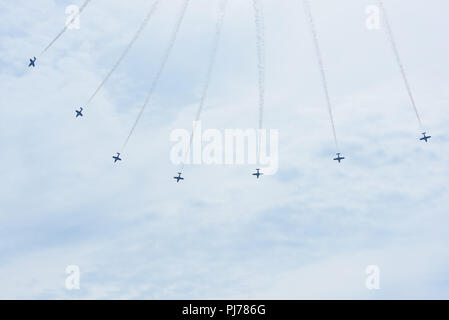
333, 153, 345, 163
420, 132, 431, 143
112, 152, 122, 163
252, 168, 263, 179
28, 57, 36, 67
173, 172, 184, 183
75, 107, 83, 118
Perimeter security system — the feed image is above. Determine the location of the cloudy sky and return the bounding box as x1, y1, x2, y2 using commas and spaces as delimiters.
1, 0, 448, 299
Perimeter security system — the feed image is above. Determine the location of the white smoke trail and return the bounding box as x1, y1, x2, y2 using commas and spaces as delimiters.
178, 0, 228, 172
41, 0, 92, 55
121, 0, 190, 151
85, 0, 161, 106
303, 0, 339, 151
253, 0, 265, 165
378, 0, 424, 131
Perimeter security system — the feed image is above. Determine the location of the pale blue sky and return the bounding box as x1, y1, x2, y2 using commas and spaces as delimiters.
0, 0, 449, 299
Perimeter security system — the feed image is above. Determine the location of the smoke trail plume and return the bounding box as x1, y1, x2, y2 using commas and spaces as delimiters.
179, 0, 229, 171
121, 0, 191, 151
303, 0, 340, 151
378, 0, 424, 131
85, 0, 161, 106
41, 0, 92, 54
253, 0, 265, 165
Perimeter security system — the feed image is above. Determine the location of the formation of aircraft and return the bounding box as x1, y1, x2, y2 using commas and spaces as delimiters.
252, 168, 263, 179
174, 172, 184, 183
24, 55, 432, 176
75, 107, 83, 118
23, 7, 437, 183
28, 57, 36, 67
420, 132, 431, 143
333, 153, 345, 163
112, 152, 122, 163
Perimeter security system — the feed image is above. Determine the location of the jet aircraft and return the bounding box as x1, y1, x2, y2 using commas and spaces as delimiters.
252, 168, 263, 179
174, 172, 184, 183
113, 152, 122, 163
75, 107, 83, 118
28, 57, 36, 67
420, 132, 431, 143
333, 153, 345, 163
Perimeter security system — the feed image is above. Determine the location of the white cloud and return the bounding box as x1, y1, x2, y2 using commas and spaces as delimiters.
0, 0, 448, 299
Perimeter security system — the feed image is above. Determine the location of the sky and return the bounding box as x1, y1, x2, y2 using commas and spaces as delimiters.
0, 0, 449, 299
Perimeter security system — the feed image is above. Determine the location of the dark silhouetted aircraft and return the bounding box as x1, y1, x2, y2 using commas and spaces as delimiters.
420, 132, 431, 143
28, 57, 36, 67
174, 172, 184, 183
113, 153, 122, 163
333, 153, 345, 163
75, 107, 83, 118
252, 168, 263, 179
